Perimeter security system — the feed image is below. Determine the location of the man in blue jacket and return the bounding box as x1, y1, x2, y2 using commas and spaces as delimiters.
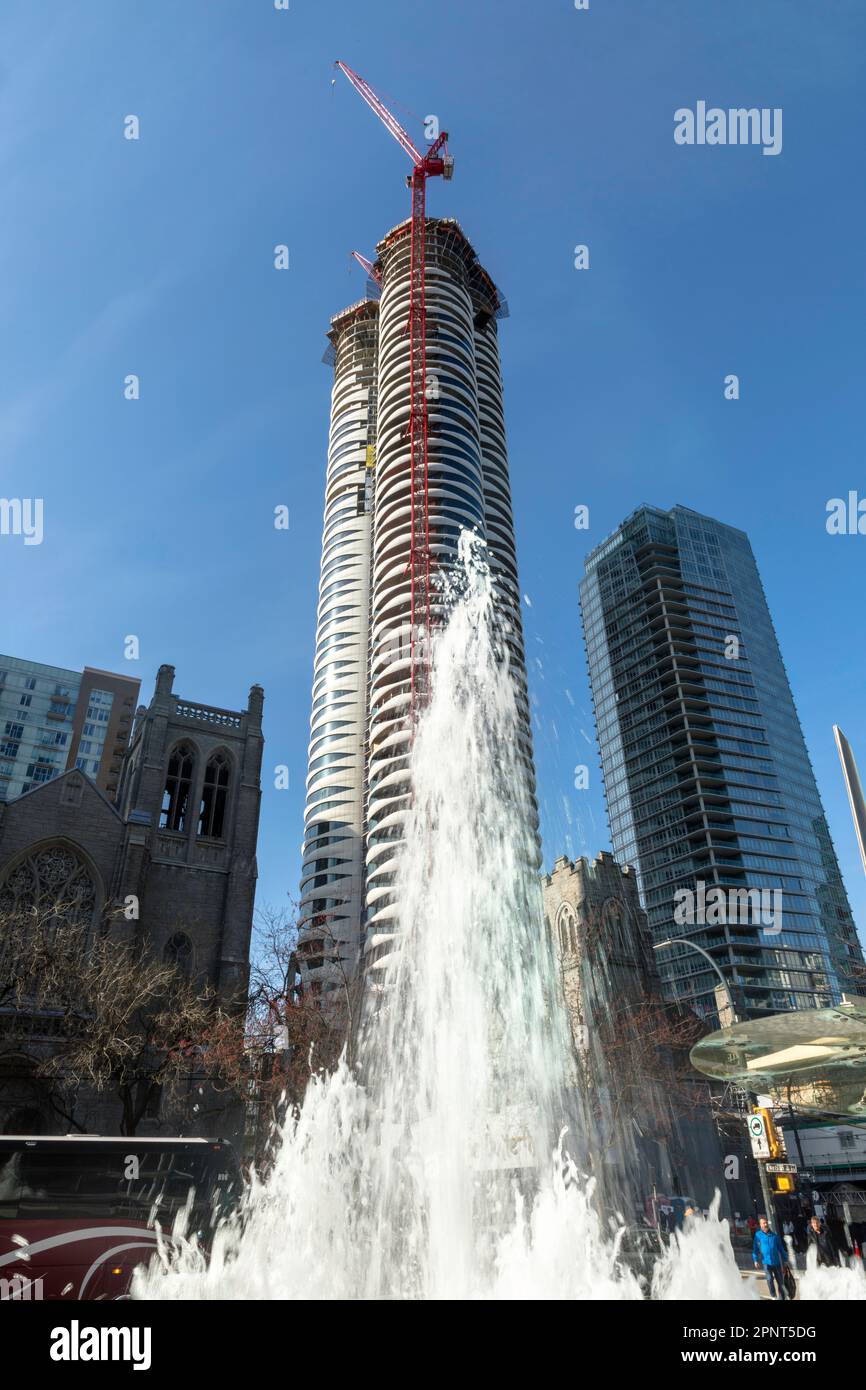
753, 1215, 790, 1299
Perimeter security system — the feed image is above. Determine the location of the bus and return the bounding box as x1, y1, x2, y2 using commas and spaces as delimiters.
0, 1134, 242, 1301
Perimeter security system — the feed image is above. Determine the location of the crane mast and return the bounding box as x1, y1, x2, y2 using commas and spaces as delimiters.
334, 61, 453, 714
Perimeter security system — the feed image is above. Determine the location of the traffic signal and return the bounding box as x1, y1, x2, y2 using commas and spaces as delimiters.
758, 1107, 784, 1159
773, 1175, 795, 1194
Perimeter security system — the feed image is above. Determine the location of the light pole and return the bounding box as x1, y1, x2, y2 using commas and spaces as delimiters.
653, 938, 776, 1227
653, 937, 740, 1023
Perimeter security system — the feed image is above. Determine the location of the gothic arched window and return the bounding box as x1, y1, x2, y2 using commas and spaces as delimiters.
160, 743, 195, 833
557, 904, 578, 957
198, 752, 230, 840
603, 901, 627, 955
164, 932, 193, 976
0, 844, 99, 939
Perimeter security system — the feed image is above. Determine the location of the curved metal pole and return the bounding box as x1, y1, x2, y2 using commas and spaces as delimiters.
655, 940, 774, 1216
654, 936, 739, 1023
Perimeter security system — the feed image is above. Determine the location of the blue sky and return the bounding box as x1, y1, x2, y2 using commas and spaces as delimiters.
2, 0, 865, 938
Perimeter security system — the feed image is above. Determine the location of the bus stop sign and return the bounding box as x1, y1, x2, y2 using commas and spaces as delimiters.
748, 1112, 771, 1159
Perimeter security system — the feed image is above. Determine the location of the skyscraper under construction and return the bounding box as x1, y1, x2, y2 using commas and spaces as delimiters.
298, 218, 535, 993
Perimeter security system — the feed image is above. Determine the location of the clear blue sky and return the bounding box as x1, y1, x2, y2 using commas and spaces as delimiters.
2, 1, 865, 940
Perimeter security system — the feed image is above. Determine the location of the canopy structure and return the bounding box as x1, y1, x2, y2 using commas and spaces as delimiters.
690, 994, 866, 1116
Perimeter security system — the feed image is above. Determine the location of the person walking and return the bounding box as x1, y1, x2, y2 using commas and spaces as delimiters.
753, 1216, 791, 1300
807, 1215, 839, 1268
793, 1215, 808, 1255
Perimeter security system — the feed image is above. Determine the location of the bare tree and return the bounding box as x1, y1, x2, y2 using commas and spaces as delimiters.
1, 901, 218, 1135
1, 893, 363, 1149
41, 939, 217, 1135
195, 904, 361, 1162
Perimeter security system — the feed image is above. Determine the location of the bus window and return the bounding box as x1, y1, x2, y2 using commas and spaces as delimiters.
0, 1143, 241, 1228
0, 1138, 241, 1301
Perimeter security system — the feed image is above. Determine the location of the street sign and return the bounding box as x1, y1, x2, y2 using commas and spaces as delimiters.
748, 1112, 771, 1159
766, 1162, 798, 1175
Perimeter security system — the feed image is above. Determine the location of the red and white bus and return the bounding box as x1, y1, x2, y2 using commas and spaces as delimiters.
0, 1134, 242, 1300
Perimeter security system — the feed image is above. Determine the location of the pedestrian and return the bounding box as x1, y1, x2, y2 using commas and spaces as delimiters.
752, 1215, 791, 1300
807, 1215, 839, 1268
793, 1216, 808, 1254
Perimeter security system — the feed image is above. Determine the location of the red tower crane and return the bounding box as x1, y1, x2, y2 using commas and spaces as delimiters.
334, 61, 453, 713
350, 250, 381, 285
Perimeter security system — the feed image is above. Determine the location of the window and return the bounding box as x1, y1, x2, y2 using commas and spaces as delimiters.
160, 743, 195, 832
198, 752, 230, 839
604, 902, 628, 954
557, 905, 578, 956
25, 761, 56, 783
61, 776, 84, 808
0, 844, 99, 937
164, 932, 193, 976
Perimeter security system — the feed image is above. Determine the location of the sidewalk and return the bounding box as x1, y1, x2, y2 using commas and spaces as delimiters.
734, 1247, 800, 1299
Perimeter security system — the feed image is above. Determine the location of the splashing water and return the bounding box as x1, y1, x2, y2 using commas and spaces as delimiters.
137, 533, 866, 1301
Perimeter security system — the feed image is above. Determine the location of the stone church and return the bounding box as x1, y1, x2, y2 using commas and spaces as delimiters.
0, 664, 264, 1138
543, 852, 729, 1220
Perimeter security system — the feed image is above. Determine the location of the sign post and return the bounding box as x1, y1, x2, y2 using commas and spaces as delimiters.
748, 1111, 779, 1222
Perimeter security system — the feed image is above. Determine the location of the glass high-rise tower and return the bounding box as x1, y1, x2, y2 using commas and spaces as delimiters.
580, 505, 864, 1021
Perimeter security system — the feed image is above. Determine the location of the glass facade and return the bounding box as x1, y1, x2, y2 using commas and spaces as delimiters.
0, 658, 79, 799
74, 687, 115, 778
580, 505, 865, 1022
0, 656, 137, 802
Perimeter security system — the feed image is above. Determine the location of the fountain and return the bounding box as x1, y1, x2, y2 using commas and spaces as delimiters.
136, 533, 865, 1301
